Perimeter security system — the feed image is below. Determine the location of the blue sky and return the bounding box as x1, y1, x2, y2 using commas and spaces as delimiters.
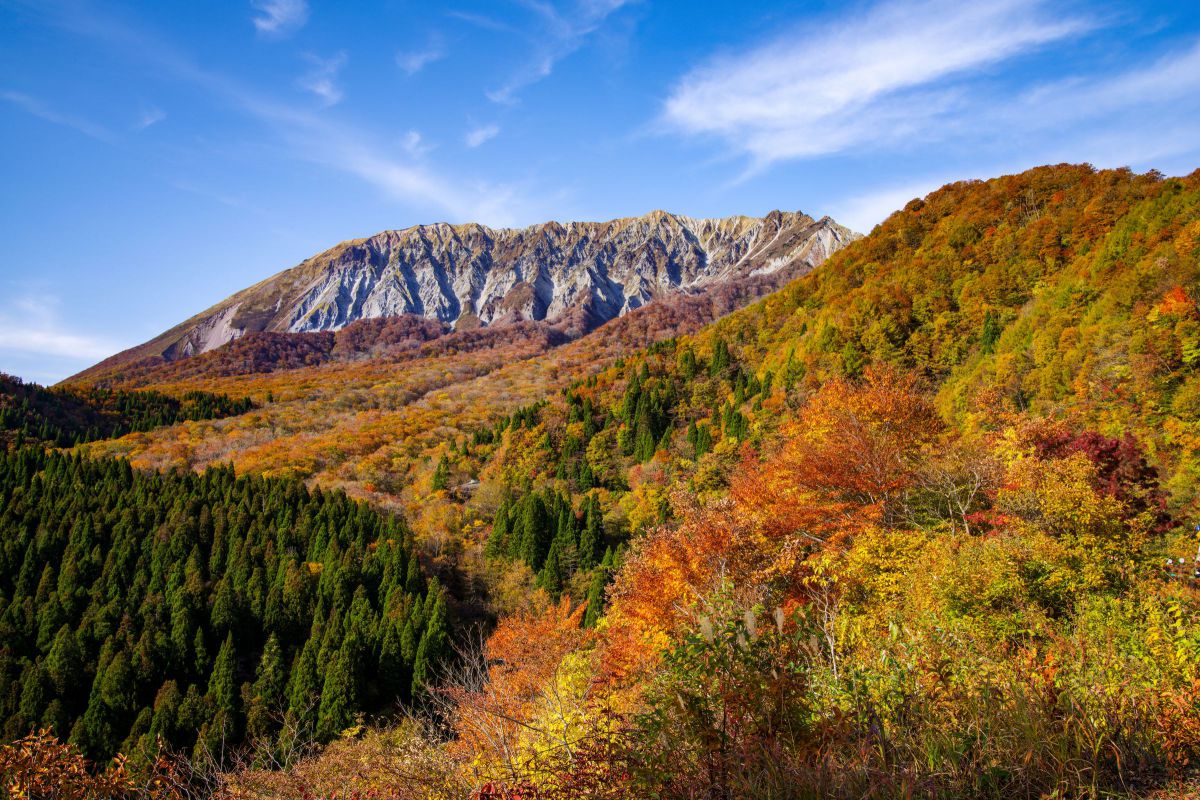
2, 0, 1199, 384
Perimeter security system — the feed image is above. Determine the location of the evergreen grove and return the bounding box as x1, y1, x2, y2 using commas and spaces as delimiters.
0, 373, 253, 448
0, 447, 448, 763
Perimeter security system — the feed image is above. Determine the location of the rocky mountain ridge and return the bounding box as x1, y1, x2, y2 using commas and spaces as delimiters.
72, 209, 856, 381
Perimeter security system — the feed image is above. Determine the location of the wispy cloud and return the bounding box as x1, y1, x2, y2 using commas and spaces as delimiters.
0, 293, 123, 368
400, 130, 432, 158
396, 37, 447, 76
826, 38, 1200, 231
447, 10, 518, 34
663, 0, 1093, 164
486, 0, 634, 104
134, 106, 166, 130
465, 123, 500, 148
1008, 38, 1200, 138
1, 89, 113, 141
317, 137, 525, 224
37, 5, 533, 224
297, 52, 346, 106
170, 180, 255, 210
828, 175, 959, 233
251, 0, 309, 37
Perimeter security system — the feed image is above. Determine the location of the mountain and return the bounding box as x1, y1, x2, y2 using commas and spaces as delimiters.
70, 210, 854, 383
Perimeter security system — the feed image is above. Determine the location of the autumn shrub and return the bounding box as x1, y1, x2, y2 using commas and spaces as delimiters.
789, 536, 1200, 799
622, 590, 812, 799
0, 728, 190, 800
221, 721, 461, 800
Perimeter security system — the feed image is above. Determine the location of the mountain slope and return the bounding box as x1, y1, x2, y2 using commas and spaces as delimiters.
71, 210, 854, 383
484, 164, 1200, 517
14, 163, 1200, 799
173, 162, 1200, 799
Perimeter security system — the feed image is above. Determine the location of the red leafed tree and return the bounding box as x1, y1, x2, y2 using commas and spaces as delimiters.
1028, 423, 1169, 530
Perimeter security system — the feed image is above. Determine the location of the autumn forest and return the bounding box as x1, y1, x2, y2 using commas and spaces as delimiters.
4, 164, 1200, 799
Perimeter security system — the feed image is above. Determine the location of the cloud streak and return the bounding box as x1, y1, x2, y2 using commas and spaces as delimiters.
486, 0, 633, 104
30, 3, 533, 225
297, 52, 346, 106
1010, 38, 1200, 133
251, 0, 308, 37
826, 37, 1200, 232
1, 89, 113, 141
396, 38, 447, 76
134, 106, 166, 130
0, 294, 123, 362
447, 10, 518, 34
663, 0, 1092, 164
400, 130, 432, 158
465, 123, 500, 148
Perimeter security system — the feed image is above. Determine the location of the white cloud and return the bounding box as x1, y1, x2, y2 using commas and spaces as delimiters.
486, 0, 633, 104
825, 39, 1200, 233
664, 0, 1092, 164
1008, 38, 1200, 139
447, 11, 518, 34
251, 0, 309, 37
134, 106, 166, 130
396, 39, 446, 76
400, 129, 432, 158
248, 95, 528, 225
318, 137, 525, 224
0, 293, 123, 373
297, 52, 346, 106
1, 89, 113, 141
828, 175, 959, 233
464, 123, 500, 148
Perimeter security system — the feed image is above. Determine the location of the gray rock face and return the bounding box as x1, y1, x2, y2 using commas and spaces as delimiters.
145, 210, 858, 361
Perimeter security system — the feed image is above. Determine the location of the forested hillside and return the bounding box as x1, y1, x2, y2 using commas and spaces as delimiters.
220, 164, 1200, 798
0, 373, 251, 447
0, 447, 446, 764
6, 164, 1200, 799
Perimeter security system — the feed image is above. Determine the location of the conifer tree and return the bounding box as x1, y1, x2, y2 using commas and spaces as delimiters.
538, 542, 564, 596
378, 618, 411, 704
287, 637, 320, 729
579, 496, 604, 571
0, 444, 439, 757
247, 633, 286, 737
710, 337, 731, 376
206, 634, 239, 740
431, 456, 451, 492
517, 495, 551, 569
316, 638, 359, 739
981, 310, 1002, 353
45, 625, 83, 696
486, 500, 511, 558
411, 594, 447, 696
149, 681, 182, 745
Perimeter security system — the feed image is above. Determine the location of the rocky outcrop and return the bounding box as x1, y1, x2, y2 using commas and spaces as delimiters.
73, 210, 857, 378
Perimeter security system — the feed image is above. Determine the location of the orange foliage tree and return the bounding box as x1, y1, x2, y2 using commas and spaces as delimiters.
441, 598, 594, 788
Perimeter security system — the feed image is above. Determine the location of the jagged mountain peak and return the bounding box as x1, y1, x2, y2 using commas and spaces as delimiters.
72, 209, 857, 382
